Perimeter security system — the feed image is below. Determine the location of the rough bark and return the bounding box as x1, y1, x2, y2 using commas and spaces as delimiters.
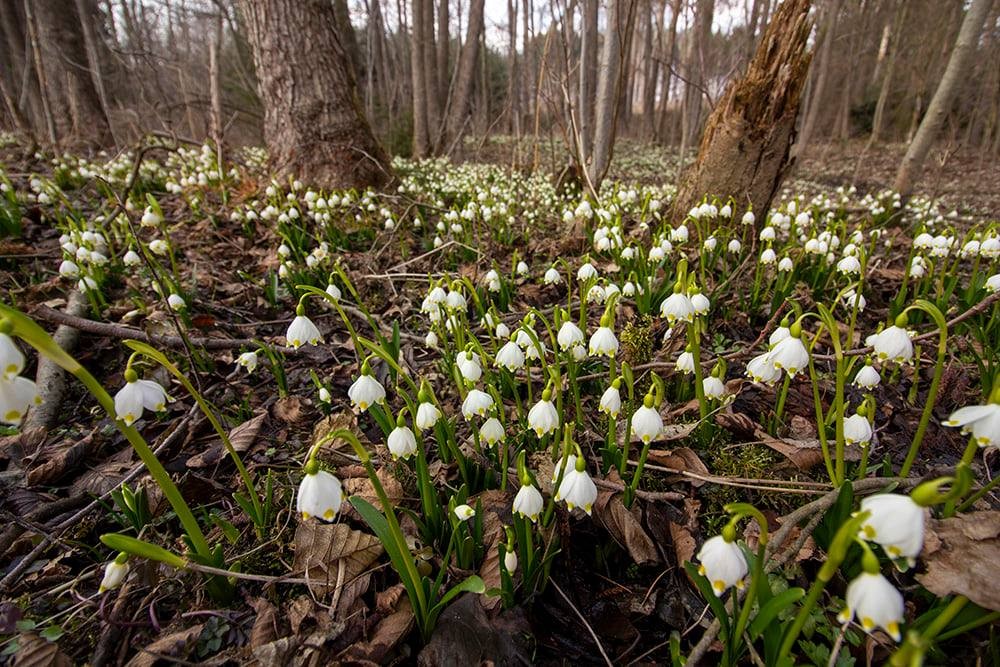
794, 0, 839, 158
410, 0, 430, 156
436, 0, 450, 101
671, 0, 813, 224
894, 0, 994, 197
679, 0, 715, 160
587, 0, 636, 189
237, 0, 392, 190
578, 0, 598, 160
445, 0, 485, 151
656, 0, 682, 142
333, 0, 363, 84
422, 0, 442, 150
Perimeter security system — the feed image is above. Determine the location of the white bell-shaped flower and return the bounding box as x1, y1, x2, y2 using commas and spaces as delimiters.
113, 376, 171, 426
123, 250, 141, 267
943, 402, 1000, 448
858, 493, 925, 564
746, 352, 781, 385
480, 417, 505, 446
348, 373, 386, 411
0, 333, 25, 381
660, 290, 695, 325
99, 558, 130, 593
691, 292, 710, 316
495, 340, 525, 371
237, 351, 258, 374
631, 397, 663, 444
456, 350, 482, 382
415, 402, 441, 430
599, 384, 621, 418
0, 375, 41, 426
297, 466, 344, 521
454, 504, 476, 521
769, 326, 791, 346
696, 535, 748, 596
577, 262, 597, 281
676, 350, 695, 375
285, 314, 323, 348
703, 376, 726, 400
837, 572, 904, 641
527, 392, 559, 437
555, 459, 597, 514
544, 267, 562, 284
513, 483, 544, 522
588, 325, 619, 358
843, 413, 873, 445
853, 362, 881, 388
770, 334, 809, 377
557, 321, 584, 351
871, 325, 913, 364
388, 424, 417, 460
462, 389, 494, 420
504, 550, 518, 573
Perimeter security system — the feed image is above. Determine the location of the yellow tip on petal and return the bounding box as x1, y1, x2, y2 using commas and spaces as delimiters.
322, 509, 336, 520
302, 511, 311, 520
886, 621, 901, 641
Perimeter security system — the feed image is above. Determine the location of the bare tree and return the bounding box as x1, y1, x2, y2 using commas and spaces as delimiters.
794, 0, 839, 158
578, 0, 598, 160
672, 0, 813, 223
445, 0, 486, 151
411, 0, 430, 156
894, 0, 994, 197
237, 0, 392, 190
587, 0, 636, 188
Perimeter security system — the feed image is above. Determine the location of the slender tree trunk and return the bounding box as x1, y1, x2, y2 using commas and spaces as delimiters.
437, 0, 450, 101
237, 0, 392, 190
22, 0, 58, 146
894, 0, 993, 197
333, 0, 363, 84
578, 0, 598, 161
869, 2, 907, 145
506, 0, 520, 137
679, 0, 714, 162
445, 0, 485, 151
671, 0, 813, 224
422, 0, 441, 150
642, 0, 661, 139
73, 0, 116, 147
794, 0, 838, 158
209, 10, 224, 150
411, 0, 430, 156
656, 0, 682, 143
588, 0, 636, 188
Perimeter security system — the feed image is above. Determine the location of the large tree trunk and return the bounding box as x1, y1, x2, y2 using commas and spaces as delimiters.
894, 0, 993, 198
332, 0, 363, 84
445, 0, 485, 152
587, 0, 636, 189
422, 0, 441, 151
410, 0, 430, 156
671, 0, 813, 224
238, 0, 392, 190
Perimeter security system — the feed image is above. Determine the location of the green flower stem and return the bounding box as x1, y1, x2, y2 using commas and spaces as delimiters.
890, 596, 969, 667
0, 304, 212, 558
806, 329, 837, 485
899, 301, 948, 477
689, 319, 707, 420
774, 375, 792, 428
957, 469, 1000, 513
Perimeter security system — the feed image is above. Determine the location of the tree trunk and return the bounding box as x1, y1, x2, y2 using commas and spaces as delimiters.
333, 0, 363, 84
656, 0, 682, 143
578, 0, 598, 161
237, 0, 392, 190
410, 0, 430, 156
679, 0, 714, 162
642, 0, 662, 139
422, 0, 441, 150
587, 0, 636, 189
445, 0, 485, 151
671, 0, 813, 224
22, 0, 58, 146
209, 10, 224, 150
436, 0, 450, 101
794, 0, 838, 158
894, 0, 993, 197
868, 2, 907, 146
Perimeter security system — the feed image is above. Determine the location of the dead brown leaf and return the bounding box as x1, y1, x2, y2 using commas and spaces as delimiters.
344, 597, 414, 664
292, 522, 383, 597
249, 598, 281, 651
188, 411, 267, 468
646, 447, 711, 487
343, 466, 404, 508
27, 432, 96, 486
272, 395, 310, 423
919, 511, 1000, 612
13, 633, 71, 667
594, 484, 661, 565
753, 427, 860, 470
125, 624, 204, 667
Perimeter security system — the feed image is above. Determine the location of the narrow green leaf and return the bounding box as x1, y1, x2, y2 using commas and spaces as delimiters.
749, 587, 805, 639
100, 533, 187, 568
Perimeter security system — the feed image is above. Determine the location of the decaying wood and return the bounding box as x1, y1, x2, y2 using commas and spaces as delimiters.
671, 0, 813, 224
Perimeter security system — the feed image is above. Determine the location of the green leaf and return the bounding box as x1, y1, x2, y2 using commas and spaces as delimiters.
427, 575, 486, 626
100, 533, 187, 568
210, 513, 240, 544
749, 587, 805, 639
814, 482, 853, 551
683, 560, 731, 640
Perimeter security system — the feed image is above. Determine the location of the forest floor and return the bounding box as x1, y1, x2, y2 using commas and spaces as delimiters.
0, 136, 996, 665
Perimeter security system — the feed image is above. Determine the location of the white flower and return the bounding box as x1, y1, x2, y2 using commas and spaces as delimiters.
237, 351, 258, 374
513, 483, 544, 521
837, 572, 904, 641
318, 387, 331, 403
480, 417, 505, 446
555, 464, 597, 515
745, 352, 780, 385
388, 424, 417, 460
770, 335, 809, 377
348, 374, 386, 411
59, 259, 79, 278
586, 284, 605, 303
445, 289, 467, 312
854, 362, 881, 388
495, 340, 525, 371
148, 239, 169, 256
660, 291, 695, 324
599, 384, 621, 418
588, 326, 619, 358
742, 211, 755, 226
837, 255, 861, 274
631, 402, 663, 443
727, 239, 742, 253
527, 397, 559, 437
871, 325, 913, 364
0, 333, 25, 381
415, 402, 441, 430
577, 262, 597, 281
670, 351, 694, 376
843, 413, 873, 445
760, 248, 776, 264
759, 226, 776, 241
425, 330, 439, 348
141, 207, 162, 227
943, 403, 1000, 448
495, 322, 510, 338
123, 250, 141, 267
769, 326, 791, 346
285, 313, 322, 348
167, 294, 186, 311
985, 274, 1000, 292
516, 261, 529, 275
504, 550, 518, 573
0, 375, 41, 426
551, 453, 577, 484
297, 468, 344, 521
703, 236, 718, 252
114, 378, 171, 426
703, 376, 726, 400
691, 292, 710, 316
454, 504, 476, 521
696, 535, 748, 595
462, 389, 493, 420
778, 257, 794, 272
99, 559, 129, 593
456, 350, 482, 382
858, 493, 925, 564
325, 284, 341, 301
557, 321, 584, 351
544, 267, 562, 284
